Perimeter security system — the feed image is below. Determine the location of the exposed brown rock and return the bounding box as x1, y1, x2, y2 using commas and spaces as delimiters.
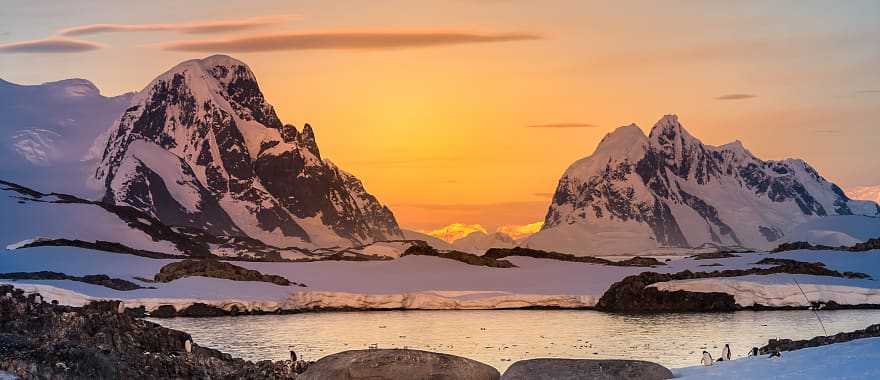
759, 323, 880, 354
596, 258, 870, 312
154, 259, 297, 286
483, 247, 665, 267
689, 251, 740, 260
0, 284, 299, 379
773, 237, 880, 253
0, 271, 148, 291
402, 243, 516, 268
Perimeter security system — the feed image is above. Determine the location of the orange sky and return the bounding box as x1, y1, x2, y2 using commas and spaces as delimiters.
2, 1, 878, 233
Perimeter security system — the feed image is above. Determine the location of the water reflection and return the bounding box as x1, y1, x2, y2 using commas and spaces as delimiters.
151, 309, 880, 371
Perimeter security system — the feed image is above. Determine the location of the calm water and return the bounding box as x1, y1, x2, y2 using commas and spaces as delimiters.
151, 309, 880, 371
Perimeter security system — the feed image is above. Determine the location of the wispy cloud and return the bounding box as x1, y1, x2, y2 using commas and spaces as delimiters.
525, 123, 598, 128
0, 37, 103, 54
715, 93, 757, 100
812, 129, 843, 135
59, 15, 296, 36
152, 30, 541, 52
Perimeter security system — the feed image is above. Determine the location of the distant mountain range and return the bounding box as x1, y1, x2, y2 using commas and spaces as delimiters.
1, 59, 877, 258
848, 185, 880, 204
525, 115, 880, 255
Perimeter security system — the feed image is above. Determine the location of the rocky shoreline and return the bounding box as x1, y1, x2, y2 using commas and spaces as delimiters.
6, 283, 880, 379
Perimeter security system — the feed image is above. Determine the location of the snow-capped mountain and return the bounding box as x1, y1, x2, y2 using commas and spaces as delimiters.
526, 115, 880, 255
451, 231, 516, 253
848, 185, 880, 204
0, 78, 132, 194
95, 55, 401, 247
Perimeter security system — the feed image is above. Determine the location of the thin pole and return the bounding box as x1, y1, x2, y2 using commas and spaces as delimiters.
792, 275, 828, 337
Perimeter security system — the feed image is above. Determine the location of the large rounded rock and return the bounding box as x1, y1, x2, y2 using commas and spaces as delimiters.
501, 358, 673, 380
298, 349, 500, 380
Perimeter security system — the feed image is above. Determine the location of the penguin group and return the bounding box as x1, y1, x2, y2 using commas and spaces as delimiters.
700, 343, 732, 366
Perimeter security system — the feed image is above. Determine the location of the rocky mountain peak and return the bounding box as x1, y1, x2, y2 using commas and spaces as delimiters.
530, 114, 880, 255
96, 55, 402, 248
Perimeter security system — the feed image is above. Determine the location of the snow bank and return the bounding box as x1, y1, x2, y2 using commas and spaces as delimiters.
651, 274, 880, 307
674, 336, 880, 379
5, 246, 880, 313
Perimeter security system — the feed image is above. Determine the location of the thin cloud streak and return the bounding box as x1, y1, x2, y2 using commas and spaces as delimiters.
153, 30, 542, 52
526, 123, 598, 128
59, 15, 296, 36
715, 93, 757, 100
0, 37, 103, 54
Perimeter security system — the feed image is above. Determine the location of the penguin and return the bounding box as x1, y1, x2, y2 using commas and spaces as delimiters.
290, 350, 297, 362
117, 301, 126, 314
769, 351, 782, 359
719, 344, 731, 361
184, 339, 192, 354
701, 351, 714, 366
748, 347, 759, 357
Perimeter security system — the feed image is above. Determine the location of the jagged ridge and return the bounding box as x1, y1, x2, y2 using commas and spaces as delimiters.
529, 115, 880, 254
95, 55, 401, 248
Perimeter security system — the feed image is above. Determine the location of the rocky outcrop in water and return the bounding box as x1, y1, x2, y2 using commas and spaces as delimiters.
154, 259, 301, 286
0, 271, 147, 291
596, 258, 871, 312
501, 358, 673, 380
0, 284, 300, 379
298, 349, 500, 380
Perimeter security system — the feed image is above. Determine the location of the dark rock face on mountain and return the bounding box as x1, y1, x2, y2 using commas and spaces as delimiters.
298, 349, 500, 380
501, 358, 673, 380
0, 285, 298, 379
96, 55, 401, 248
528, 115, 880, 254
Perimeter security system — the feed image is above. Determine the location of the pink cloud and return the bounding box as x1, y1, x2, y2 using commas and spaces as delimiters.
0, 37, 103, 54
59, 15, 297, 36
152, 30, 541, 52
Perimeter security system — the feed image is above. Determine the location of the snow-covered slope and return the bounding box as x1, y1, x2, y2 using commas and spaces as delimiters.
95, 55, 401, 248
0, 78, 132, 195
451, 231, 516, 253
848, 185, 880, 204
527, 115, 880, 255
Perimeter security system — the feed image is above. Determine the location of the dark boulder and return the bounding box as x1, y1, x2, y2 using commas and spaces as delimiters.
501, 358, 673, 380
298, 349, 500, 380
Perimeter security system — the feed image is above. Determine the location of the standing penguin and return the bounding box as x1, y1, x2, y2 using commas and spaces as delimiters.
701, 351, 714, 366
718, 344, 731, 361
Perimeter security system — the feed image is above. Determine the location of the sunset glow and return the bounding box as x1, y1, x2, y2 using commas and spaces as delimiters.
2, 0, 877, 234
